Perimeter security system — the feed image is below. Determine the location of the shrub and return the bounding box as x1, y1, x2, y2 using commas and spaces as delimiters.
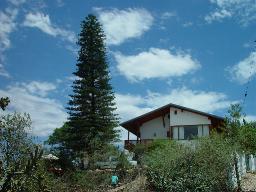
133, 140, 171, 165
144, 137, 234, 192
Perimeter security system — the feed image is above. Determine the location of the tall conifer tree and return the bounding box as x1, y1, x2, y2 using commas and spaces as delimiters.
67, 14, 118, 154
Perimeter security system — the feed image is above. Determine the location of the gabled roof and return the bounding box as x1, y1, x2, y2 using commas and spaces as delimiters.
120, 103, 224, 136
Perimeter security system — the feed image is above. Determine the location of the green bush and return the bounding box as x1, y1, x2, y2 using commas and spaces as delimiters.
133, 140, 172, 165
144, 137, 234, 192
116, 152, 132, 180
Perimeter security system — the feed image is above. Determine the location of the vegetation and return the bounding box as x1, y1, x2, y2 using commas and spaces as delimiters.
48, 14, 119, 168
0, 112, 48, 192
144, 138, 233, 192
0, 113, 33, 169
238, 121, 256, 154
223, 104, 256, 191
0, 97, 10, 111
66, 14, 119, 154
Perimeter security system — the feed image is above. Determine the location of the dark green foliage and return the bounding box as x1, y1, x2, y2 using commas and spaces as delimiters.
66, 14, 118, 155
133, 144, 146, 164
144, 138, 233, 192
116, 152, 131, 179
0, 97, 10, 111
223, 104, 256, 191
238, 122, 256, 154
45, 170, 112, 191
223, 104, 243, 141
89, 144, 119, 166
133, 140, 171, 165
0, 145, 50, 192
47, 123, 70, 147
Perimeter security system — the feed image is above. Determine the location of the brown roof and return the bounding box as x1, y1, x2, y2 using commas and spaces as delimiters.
120, 103, 224, 136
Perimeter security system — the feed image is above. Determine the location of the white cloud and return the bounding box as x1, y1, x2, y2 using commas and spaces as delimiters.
115, 93, 152, 121
182, 22, 193, 27
116, 88, 234, 121
7, 0, 26, 6
95, 8, 153, 45
0, 8, 18, 77
206, 0, 256, 25
228, 51, 256, 84
0, 81, 67, 136
161, 12, 176, 20
205, 9, 232, 23
145, 87, 234, 113
244, 115, 256, 122
20, 81, 57, 97
114, 48, 200, 81
23, 12, 75, 43
56, 0, 65, 7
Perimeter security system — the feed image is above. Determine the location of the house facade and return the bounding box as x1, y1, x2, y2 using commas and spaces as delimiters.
120, 103, 224, 149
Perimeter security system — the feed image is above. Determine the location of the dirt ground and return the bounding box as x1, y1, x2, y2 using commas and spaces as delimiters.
107, 173, 256, 192
241, 173, 256, 192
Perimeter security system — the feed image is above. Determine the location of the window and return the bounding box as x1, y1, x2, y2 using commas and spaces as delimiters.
198, 125, 209, 137
173, 125, 198, 140
184, 125, 198, 140
174, 110, 177, 115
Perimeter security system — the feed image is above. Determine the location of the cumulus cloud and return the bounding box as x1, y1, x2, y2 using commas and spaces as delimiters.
228, 51, 256, 84
20, 81, 57, 97
206, 0, 256, 25
116, 87, 234, 121
0, 81, 67, 136
95, 8, 153, 45
0, 8, 18, 77
205, 9, 232, 23
115, 93, 152, 121
146, 88, 234, 113
23, 12, 75, 43
114, 48, 200, 82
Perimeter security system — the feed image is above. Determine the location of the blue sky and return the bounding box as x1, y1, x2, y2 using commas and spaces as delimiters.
0, 0, 256, 140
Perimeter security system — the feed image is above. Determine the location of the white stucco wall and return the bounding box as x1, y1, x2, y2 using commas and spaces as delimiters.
170, 107, 211, 126
139, 107, 212, 140
140, 115, 169, 139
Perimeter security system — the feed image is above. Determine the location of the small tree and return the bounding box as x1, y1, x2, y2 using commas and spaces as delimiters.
238, 121, 256, 155
223, 104, 256, 191
46, 123, 75, 170
0, 112, 48, 192
0, 112, 33, 169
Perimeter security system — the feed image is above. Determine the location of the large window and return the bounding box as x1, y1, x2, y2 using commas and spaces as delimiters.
184, 125, 198, 140
173, 125, 209, 140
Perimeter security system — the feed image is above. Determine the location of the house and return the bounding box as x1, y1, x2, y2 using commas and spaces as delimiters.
120, 103, 224, 149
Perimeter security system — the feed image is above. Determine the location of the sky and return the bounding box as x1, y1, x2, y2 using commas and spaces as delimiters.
0, 0, 256, 141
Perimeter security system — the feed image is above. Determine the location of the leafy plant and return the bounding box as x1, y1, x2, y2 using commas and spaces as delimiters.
144, 138, 233, 192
